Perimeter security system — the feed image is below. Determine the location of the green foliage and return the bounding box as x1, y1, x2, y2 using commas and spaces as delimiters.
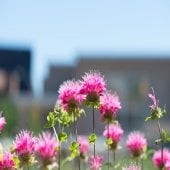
145, 107, 166, 121
69, 141, 79, 158
45, 112, 57, 128
0, 97, 18, 136
103, 162, 113, 168
88, 133, 97, 143
106, 138, 113, 146
58, 132, 68, 142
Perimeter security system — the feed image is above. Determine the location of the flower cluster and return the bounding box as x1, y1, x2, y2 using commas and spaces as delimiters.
58, 80, 84, 112
13, 130, 36, 163
78, 136, 89, 159
152, 148, 170, 169
89, 155, 104, 170
36, 132, 59, 167
99, 91, 121, 122
80, 71, 107, 107
0, 113, 6, 133
103, 123, 123, 150
0, 151, 15, 170
126, 131, 147, 158
1, 71, 169, 170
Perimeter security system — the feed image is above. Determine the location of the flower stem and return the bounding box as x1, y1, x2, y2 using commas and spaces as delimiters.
107, 124, 110, 170
52, 126, 60, 170
157, 120, 164, 169
73, 113, 80, 170
113, 150, 115, 169
92, 105, 96, 157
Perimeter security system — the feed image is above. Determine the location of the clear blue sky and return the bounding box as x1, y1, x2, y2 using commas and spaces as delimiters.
0, 0, 170, 96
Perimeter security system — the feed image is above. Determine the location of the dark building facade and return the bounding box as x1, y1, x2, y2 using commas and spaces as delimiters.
0, 48, 32, 95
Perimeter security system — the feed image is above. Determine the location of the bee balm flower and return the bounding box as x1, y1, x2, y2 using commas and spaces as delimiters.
80, 71, 106, 107
126, 131, 147, 158
0, 114, 6, 133
89, 155, 103, 170
36, 132, 59, 167
0, 151, 15, 170
152, 149, 170, 169
58, 80, 84, 112
14, 130, 36, 163
99, 91, 121, 122
78, 136, 89, 159
103, 123, 123, 150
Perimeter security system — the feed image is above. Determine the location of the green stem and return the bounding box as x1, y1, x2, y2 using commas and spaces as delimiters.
92, 106, 96, 157
157, 120, 164, 169
113, 150, 115, 169
52, 126, 60, 170
107, 124, 110, 170
73, 113, 80, 170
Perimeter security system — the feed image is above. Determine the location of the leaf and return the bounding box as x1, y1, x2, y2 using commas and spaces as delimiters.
58, 132, 68, 142
106, 138, 113, 145
145, 116, 151, 122
88, 133, 97, 143
69, 141, 79, 158
45, 112, 57, 128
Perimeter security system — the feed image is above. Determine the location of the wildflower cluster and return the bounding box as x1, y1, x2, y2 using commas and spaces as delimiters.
0, 70, 170, 170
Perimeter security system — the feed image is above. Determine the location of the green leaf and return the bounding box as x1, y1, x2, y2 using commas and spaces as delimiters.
58, 132, 68, 142
106, 138, 113, 145
45, 111, 57, 128
69, 141, 79, 158
88, 133, 97, 143
145, 116, 151, 122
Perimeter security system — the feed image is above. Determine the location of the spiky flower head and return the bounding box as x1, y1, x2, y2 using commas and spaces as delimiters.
80, 71, 106, 107
0, 112, 6, 133
126, 131, 147, 158
89, 155, 104, 170
122, 164, 141, 170
152, 148, 170, 169
58, 80, 84, 112
13, 130, 36, 164
148, 88, 159, 110
78, 136, 89, 159
0, 151, 15, 170
165, 161, 170, 170
147, 88, 166, 121
103, 123, 123, 150
36, 132, 59, 167
99, 91, 121, 122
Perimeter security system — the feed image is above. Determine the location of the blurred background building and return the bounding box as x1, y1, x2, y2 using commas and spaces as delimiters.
0, 0, 170, 143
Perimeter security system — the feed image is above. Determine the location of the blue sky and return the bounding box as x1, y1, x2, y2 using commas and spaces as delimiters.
0, 0, 170, 96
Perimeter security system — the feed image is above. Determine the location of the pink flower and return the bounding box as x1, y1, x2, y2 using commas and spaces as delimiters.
165, 161, 170, 170
80, 71, 106, 106
14, 130, 36, 162
126, 131, 147, 158
103, 123, 123, 150
122, 164, 141, 170
0, 151, 15, 170
36, 132, 59, 165
148, 88, 159, 110
99, 91, 121, 122
58, 80, 84, 111
78, 136, 89, 158
0, 114, 6, 133
152, 149, 170, 169
89, 155, 104, 170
